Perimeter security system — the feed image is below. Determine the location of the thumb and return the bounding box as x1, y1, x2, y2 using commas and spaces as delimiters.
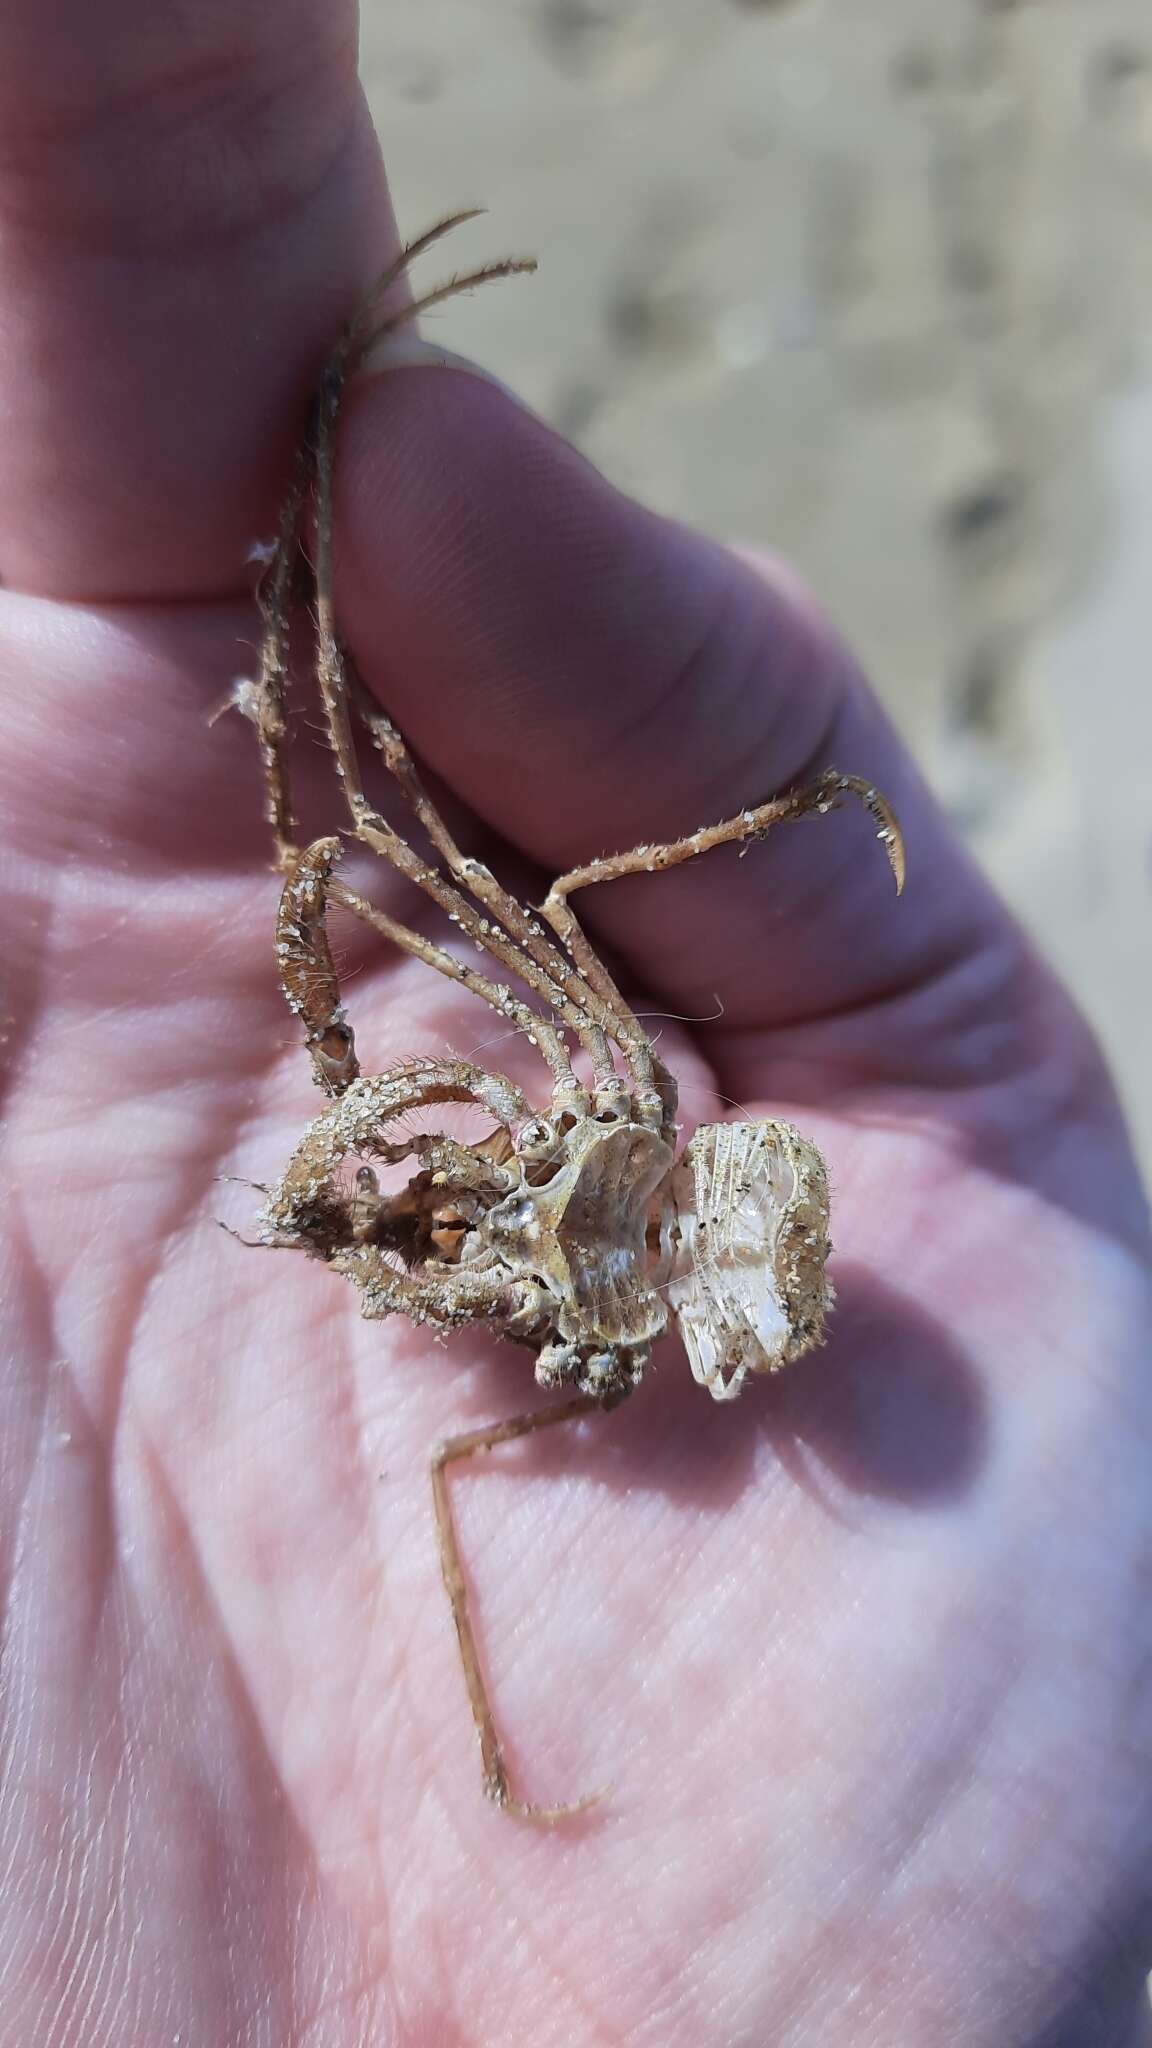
334, 350, 1014, 1060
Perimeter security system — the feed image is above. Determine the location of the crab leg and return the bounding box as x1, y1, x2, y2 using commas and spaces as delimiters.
531, 774, 903, 1138
307, 312, 630, 1098
247, 450, 310, 867
350, 684, 630, 1100
236, 210, 519, 872
430, 1394, 608, 1823
329, 873, 581, 1090
346, 660, 694, 1124
542, 772, 906, 911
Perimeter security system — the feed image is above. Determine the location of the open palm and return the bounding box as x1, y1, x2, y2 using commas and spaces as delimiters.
2, 7, 1151, 2044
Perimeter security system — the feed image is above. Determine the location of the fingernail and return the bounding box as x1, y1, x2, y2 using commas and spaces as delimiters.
355, 331, 532, 414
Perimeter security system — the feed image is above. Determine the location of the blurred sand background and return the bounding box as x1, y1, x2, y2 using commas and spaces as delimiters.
360, 0, 1151, 1176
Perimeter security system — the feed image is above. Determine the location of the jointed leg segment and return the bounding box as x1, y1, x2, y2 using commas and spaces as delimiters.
541, 770, 906, 917
351, 682, 628, 1095
431, 1393, 607, 1823
327, 870, 581, 1088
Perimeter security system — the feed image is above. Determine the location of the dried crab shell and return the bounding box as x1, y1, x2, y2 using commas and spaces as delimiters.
658, 1120, 832, 1401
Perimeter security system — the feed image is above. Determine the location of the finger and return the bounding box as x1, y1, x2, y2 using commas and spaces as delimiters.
0, 0, 392, 599
334, 363, 1018, 1053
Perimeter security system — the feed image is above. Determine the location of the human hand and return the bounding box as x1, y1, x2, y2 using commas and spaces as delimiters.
1, 5, 1150, 2043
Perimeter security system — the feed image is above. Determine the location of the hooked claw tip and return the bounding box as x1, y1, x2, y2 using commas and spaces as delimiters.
490, 1781, 613, 1827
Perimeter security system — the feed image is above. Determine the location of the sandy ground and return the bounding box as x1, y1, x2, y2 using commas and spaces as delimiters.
360, 0, 1152, 1177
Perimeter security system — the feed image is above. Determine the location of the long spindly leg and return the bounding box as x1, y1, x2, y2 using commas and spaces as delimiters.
277, 831, 580, 1092
430, 1393, 610, 1824
236, 211, 522, 872
346, 242, 539, 378
349, 679, 642, 1107
540, 774, 905, 1040
305, 294, 633, 1100
542, 772, 906, 914
222, 439, 309, 869
317, 744, 596, 1096
320, 210, 536, 402
329, 873, 582, 1091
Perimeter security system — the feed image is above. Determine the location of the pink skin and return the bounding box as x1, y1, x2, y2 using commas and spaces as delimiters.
1, 5, 1150, 2043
